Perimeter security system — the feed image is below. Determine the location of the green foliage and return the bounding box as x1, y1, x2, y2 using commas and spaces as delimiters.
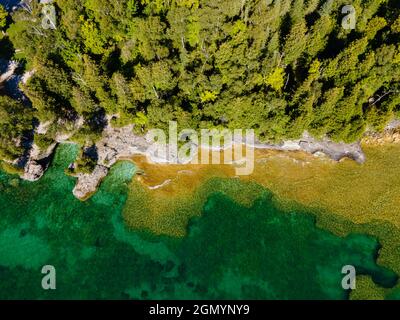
0, 0, 398, 160
0, 4, 7, 29
200, 90, 218, 103
75, 147, 97, 174
0, 96, 33, 160
80, 18, 107, 55
0, 161, 24, 175
133, 111, 148, 126
265, 67, 285, 92
34, 134, 55, 151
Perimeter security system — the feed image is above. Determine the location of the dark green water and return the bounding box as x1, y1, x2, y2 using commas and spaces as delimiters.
0, 144, 396, 299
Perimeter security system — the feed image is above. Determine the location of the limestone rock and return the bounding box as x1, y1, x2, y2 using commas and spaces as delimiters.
21, 143, 57, 181
22, 160, 46, 181
72, 165, 109, 200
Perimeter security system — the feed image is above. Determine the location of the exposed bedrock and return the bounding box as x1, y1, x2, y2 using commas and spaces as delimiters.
21, 143, 57, 181
72, 165, 109, 199
15, 118, 400, 200
70, 125, 368, 200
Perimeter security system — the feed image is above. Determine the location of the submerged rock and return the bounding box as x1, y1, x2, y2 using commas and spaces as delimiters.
17, 118, 384, 200
68, 124, 368, 200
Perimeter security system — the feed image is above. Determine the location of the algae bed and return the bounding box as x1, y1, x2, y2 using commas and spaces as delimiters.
0, 144, 398, 299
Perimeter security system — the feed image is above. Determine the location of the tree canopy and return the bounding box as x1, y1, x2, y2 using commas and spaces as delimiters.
0, 95, 33, 161
0, 0, 399, 161
0, 4, 7, 28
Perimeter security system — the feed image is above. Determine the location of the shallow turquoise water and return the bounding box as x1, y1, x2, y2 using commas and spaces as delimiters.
0, 144, 396, 299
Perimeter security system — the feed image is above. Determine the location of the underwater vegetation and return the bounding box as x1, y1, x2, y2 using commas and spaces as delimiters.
0, 144, 397, 299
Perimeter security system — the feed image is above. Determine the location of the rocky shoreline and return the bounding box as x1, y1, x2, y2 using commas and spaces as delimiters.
363, 120, 400, 145
0, 60, 18, 85
71, 122, 372, 199
1, 60, 398, 200
16, 119, 379, 200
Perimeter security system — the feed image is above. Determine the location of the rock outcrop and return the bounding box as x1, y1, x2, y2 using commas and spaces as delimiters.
69, 124, 368, 200
15, 117, 400, 200
363, 120, 400, 145
72, 165, 109, 199
21, 143, 57, 181
250, 132, 365, 163
297, 133, 365, 163
0, 60, 18, 85
71, 125, 155, 199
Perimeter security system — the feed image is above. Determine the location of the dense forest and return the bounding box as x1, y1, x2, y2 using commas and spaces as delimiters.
0, 0, 399, 164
